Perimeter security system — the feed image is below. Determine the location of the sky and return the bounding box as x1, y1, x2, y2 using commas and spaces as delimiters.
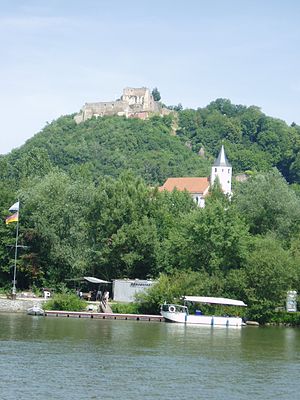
1, 0, 300, 155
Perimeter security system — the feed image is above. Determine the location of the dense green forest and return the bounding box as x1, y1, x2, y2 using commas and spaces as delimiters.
1, 98, 300, 322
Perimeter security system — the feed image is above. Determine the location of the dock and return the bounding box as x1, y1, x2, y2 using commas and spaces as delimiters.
44, 310, 165, 322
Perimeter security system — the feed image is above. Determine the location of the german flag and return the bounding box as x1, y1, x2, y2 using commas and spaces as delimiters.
5, 212, 19, 225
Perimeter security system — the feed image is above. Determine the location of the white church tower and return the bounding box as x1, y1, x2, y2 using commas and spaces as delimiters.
211, 145, 232, 195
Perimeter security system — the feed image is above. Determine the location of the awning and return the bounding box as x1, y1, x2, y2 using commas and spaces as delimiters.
65, 276, 110, 284
183, 296, 247, 307
83, 276, 110, 284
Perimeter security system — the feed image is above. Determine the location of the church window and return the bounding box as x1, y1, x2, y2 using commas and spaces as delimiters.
215, 168, 217, 172
228, 169, 230, 173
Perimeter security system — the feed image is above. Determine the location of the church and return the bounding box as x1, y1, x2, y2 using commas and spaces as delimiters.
159, 145, 232, 207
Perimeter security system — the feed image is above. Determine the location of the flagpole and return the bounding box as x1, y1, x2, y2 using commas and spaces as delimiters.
11, 200, 20, 300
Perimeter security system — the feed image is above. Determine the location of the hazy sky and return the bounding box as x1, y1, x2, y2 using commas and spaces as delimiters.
1, 0, 300, 154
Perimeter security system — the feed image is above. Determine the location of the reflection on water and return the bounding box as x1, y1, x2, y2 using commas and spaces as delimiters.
0, 313, 299, 400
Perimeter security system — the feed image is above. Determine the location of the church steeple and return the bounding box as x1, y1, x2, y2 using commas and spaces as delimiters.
211, 145, 232, 195
213, 145, 231, 167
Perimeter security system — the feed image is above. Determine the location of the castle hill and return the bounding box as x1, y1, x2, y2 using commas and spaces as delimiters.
1, 88, 300, 328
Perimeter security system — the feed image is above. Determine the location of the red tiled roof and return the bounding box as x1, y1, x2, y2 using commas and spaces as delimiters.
159, 177, 210, 194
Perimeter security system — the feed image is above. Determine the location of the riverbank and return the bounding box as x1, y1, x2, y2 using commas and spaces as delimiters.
0, 296, 47, 313
0, 297, 164, 322
1, 296, 299, 326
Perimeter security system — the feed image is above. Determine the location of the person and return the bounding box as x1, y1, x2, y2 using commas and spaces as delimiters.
99, 290, 109, 312
91, 289, 97, 301
96, 289, 102, 301
102, 290, 109, 305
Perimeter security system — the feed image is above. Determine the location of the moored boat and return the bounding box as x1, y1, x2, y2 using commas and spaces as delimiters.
160, 296, 247, 327
27, 305, 44, 316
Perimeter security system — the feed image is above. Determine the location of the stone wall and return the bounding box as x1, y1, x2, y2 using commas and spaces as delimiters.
74, 87, 166, 123
0, 297, 48, 313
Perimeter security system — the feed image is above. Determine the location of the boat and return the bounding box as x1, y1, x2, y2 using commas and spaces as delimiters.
160, 296, 247, 327
27, 305, 44, 316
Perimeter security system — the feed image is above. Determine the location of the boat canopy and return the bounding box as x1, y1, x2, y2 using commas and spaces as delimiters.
183, 296, 247, 307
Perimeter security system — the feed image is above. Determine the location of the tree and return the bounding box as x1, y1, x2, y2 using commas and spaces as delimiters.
289, 152, 300, 183
234, 169, 300, 239
207, 98, 245, 117
239, 105, 264, 143
242, 235, 297, 322
151, 87, 161, 102
0, 184, 19, 288
89, 172, 198, 279
20, 171, 95, 286
159, 196, 249, 275
89, 172, 158, 279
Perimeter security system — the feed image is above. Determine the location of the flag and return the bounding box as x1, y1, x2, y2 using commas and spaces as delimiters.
9, 201, 19, 212
5, 212, 19, 225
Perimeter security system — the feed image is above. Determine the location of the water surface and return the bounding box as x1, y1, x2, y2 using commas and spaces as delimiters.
0, 313, 299, 399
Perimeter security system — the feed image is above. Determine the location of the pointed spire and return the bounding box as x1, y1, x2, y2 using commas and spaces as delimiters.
213, 145, 231, 167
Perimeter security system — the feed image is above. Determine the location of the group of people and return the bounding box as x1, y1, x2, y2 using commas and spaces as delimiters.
76, 288, 109, 304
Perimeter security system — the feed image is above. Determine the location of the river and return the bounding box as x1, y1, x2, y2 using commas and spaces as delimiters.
0, 313, 299, 399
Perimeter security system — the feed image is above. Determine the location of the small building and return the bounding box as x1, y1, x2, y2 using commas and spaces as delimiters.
112, 279, 156, 302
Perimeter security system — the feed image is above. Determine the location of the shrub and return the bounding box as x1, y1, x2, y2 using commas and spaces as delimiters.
110, 302, 140, 314
245, 299, 276, 324
45, 293, 86, 311
269, 311, 300, 326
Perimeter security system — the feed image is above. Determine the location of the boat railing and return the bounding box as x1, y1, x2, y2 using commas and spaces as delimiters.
161, 304, 188, 313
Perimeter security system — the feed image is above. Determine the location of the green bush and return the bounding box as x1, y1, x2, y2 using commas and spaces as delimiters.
269, 311, 300, 326
0, 283, 12, 295
245, 299, 276, 324
45, 293, 86, 311
110, 302, 140, 314
30, 284, 42, 298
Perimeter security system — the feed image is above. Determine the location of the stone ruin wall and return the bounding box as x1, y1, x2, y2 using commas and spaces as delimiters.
74, 87, 165, 124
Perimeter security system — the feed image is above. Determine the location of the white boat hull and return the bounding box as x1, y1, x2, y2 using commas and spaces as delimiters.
27, 306, 44, 316
161, 310, 244, 327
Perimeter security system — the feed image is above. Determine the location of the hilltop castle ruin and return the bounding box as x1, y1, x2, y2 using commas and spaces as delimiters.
74, 87, 170, 123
